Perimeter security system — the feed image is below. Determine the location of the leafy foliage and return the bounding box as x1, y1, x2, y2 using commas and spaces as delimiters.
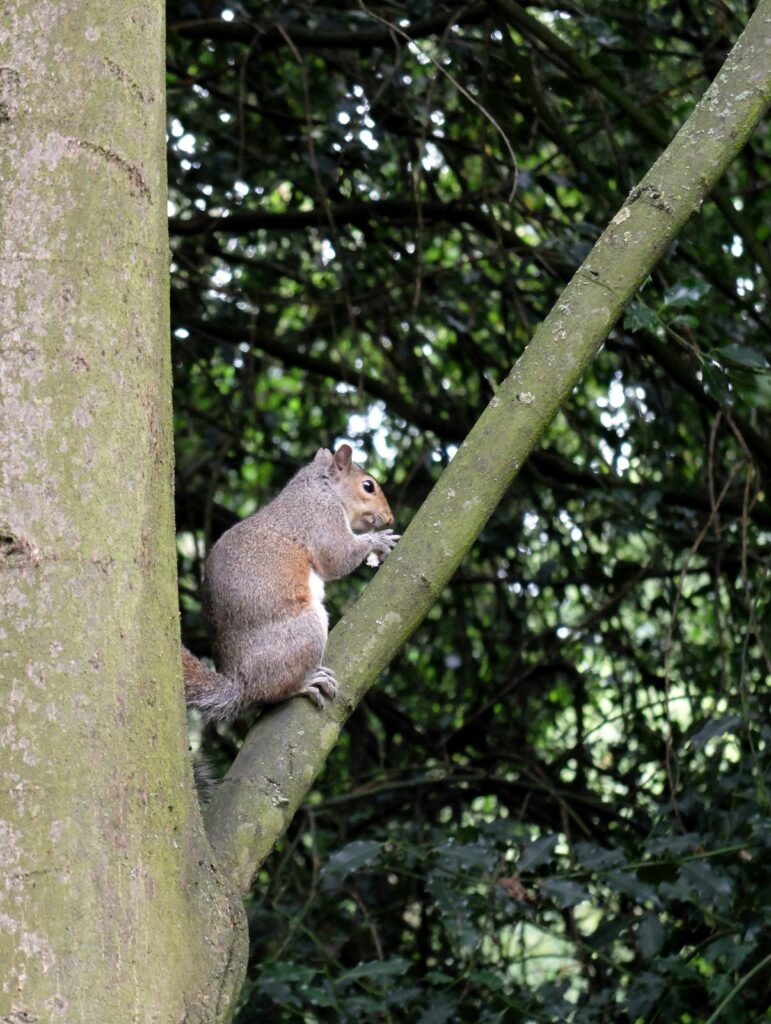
168, 1, 771, 1020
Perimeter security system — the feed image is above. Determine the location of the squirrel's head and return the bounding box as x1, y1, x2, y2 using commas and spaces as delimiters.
316, 444, 394, 531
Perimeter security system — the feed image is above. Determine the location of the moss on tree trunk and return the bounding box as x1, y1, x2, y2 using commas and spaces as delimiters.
0, 3, 245, 1021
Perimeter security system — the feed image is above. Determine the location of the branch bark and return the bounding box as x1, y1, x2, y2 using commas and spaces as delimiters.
169, 4, 489, 52
204, 3, 771, 895
169, 197, 524, 250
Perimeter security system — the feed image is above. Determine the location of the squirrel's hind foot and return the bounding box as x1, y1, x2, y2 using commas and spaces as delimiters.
296, 665, 338, 708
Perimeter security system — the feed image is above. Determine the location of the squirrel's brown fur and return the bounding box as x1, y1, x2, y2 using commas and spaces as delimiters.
183, 444, 398, 721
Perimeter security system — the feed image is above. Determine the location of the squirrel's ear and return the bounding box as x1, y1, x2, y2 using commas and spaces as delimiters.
313, 447, 333, 464
333, 444, 353, 472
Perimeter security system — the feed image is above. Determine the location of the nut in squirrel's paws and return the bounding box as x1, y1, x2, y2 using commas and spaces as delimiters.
297, 666, 339, 708
368, 529, 401, 566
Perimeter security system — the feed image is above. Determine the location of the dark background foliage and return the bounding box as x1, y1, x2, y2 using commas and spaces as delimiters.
167, 2, 771, 1020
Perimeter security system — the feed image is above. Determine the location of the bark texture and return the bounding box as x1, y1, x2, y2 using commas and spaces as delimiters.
204, 1, 771, 896
0, 3, 245, 1021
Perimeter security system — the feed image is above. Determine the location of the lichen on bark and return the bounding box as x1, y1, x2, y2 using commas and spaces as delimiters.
0, 3, 245, 1021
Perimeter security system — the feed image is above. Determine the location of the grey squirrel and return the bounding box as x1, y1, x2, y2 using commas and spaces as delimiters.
182, 444, 398, 721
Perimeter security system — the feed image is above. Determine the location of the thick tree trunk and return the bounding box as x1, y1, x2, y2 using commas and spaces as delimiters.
0, 3, 245, 1021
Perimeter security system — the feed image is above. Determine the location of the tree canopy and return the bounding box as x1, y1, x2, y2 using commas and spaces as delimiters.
167, 2, 770, 1021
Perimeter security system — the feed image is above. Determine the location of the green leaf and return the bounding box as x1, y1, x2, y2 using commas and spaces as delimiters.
700, 361, 733, 405
255, 961, 320, 1009
605, 869, 659, 906
624, 300, 660, 333
661, 278, 710, 308
417, 992, 456, 1024
690, 714, 742, 749
437, 841, 498, 872
638, 913, 665, 958
714, 344, 770, 371
586, 916, 628, 951
644, 834, 701, 857
669, 313, 699, 328
542, 878, 589, 907
574, 841, 625, 870
680, 862, 733, 901
258, 961, 318, 985
626, 971, 666, 1019
474, 970, 505, 991
517, 834, 560, 872
321, 840, 383, 890
339, 958, 411, 984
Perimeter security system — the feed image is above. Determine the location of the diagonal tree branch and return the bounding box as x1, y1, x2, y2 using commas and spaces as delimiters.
202, 3, 771, 895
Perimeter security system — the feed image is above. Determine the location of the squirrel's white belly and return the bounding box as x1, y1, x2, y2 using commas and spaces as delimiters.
308, 569, 329, 637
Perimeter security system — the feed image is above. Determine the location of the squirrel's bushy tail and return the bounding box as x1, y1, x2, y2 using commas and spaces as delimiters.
182, 647, 243, 722
192, 756, 220, 802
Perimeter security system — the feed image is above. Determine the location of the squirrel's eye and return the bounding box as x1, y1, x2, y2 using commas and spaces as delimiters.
362, 479, 375, 494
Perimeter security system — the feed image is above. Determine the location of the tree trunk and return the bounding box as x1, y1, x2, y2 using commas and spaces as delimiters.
0, 3, 245, 1021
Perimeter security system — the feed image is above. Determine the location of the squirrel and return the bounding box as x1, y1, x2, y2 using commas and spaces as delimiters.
182, 444, 399, 722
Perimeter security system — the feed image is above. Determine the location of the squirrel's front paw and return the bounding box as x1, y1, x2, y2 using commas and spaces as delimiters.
296, 666, 338, 708
368, 528, 401, 564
